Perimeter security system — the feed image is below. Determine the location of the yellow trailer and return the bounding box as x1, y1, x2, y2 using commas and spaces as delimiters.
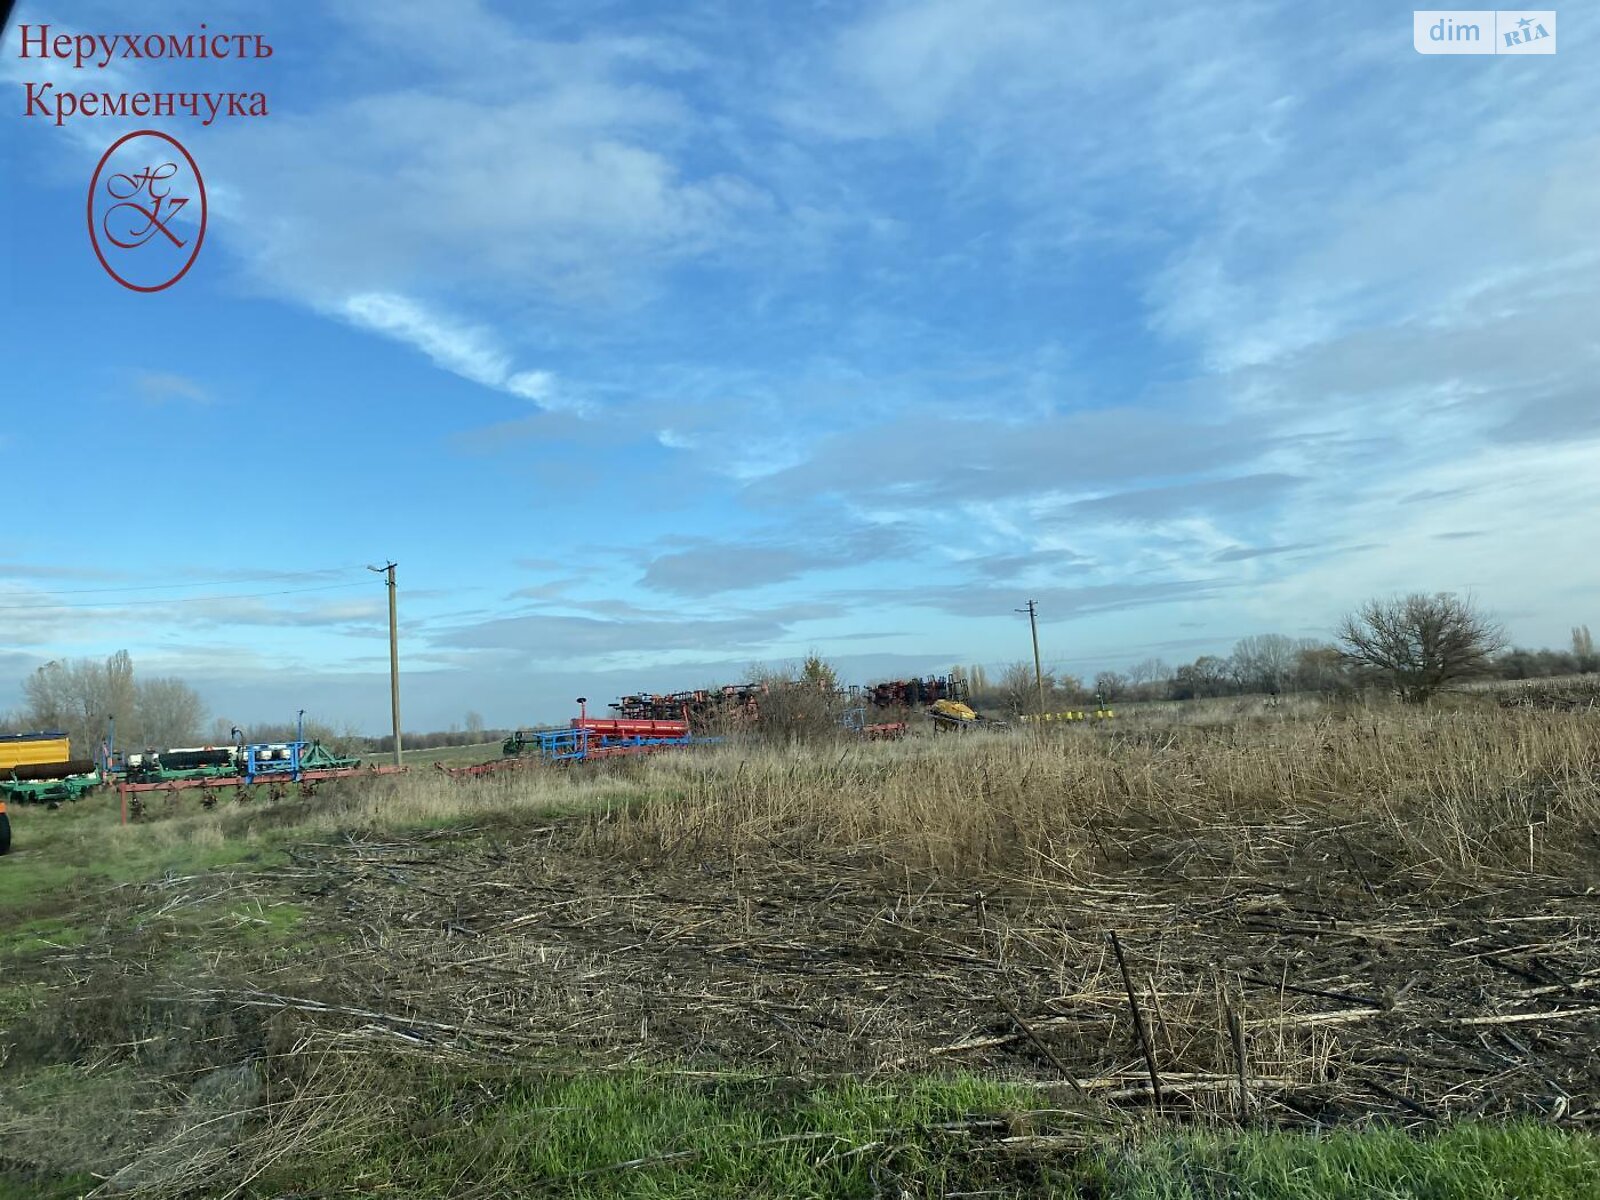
0, 731, 71, 771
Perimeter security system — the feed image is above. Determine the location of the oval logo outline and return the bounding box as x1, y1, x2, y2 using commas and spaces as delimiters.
87, 129, 208, 293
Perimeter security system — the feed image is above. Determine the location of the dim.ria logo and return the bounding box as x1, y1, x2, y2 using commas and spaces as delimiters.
87, 129, 207, 292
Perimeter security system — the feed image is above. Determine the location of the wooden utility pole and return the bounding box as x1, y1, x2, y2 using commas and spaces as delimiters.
1017, 599, 1045, 715
369, 562, 402, 765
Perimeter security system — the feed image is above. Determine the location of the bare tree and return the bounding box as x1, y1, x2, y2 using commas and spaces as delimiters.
1171, 655, 1232, 700
1336, 593, 1507, 704
21, 652, 210, 753
1230, 634, 1298, 694
996, 661, 1043, 714
1573, 625, 1597, 672
1292, 641, 1347, 693
1093, 670, 1128, 702
23, 650, 138, 753
982, 661, 1089, 713
1127, 657, 1170, 686
136, 677, 206, 747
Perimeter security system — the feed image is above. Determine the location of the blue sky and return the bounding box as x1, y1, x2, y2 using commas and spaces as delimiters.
2, 1, 1596, 733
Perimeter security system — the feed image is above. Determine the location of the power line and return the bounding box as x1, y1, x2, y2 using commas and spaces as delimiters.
0, 581, 372, 611
0, 565, 366, 598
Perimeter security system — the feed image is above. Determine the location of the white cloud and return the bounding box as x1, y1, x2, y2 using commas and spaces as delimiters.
337, 292, 571, 410
169, 14, 769, 412
209, 85, 759, 306
506, 371, 556, 404
340, 293, 509, 387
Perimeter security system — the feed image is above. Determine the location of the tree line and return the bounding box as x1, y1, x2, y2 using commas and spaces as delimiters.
5, 599, 1592, 751
963, 597, 1595, 714
1, 651, 206, 756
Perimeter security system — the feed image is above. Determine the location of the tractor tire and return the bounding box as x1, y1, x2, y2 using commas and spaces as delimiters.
0, 810, 11, 855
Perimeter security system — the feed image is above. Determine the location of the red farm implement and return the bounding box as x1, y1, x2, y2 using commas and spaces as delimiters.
611, 684, 765, 730
858, 675, 970, 710
447, 704, 706, 776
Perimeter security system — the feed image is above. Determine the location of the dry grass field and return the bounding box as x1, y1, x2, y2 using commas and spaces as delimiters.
2, 696, 1598, 1196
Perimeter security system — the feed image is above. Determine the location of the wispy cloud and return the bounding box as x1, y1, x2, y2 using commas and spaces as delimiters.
338, 292, 563, 409
639, 527, 912, 597
134, 371, 212, 406
1212, 543, 1314, 563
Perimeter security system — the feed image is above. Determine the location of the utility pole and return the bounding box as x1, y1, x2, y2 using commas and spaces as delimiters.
369, 562, 401, 765
1016, 599, 1045, 716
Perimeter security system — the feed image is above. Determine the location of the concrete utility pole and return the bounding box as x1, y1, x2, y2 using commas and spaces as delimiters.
1016, 599, 1046, 715
369, 562, 402, 765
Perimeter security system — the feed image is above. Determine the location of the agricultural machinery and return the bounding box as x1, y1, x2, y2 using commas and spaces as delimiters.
925, 699, 1009, 732
610, 675, 973, 733
839, 708, 908, 739
451, 684, 926, 779
1, 729, 104, 854
0, 716, 402, 838
122, 739, 363, 784
445, 699, 711, 778
857, 675, 970, 709
504, 714, 700, 762
611, 684, 765, 729
1, 730, 102, 808
111, 721, 390, 819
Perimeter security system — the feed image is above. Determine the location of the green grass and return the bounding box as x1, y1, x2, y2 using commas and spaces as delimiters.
394, 739, 506, 767
222, 898, 306, 936
0, 915, 92, 957
250, 1068, 1600, 1200
0, 1172, 97, 1200
1088, 1122, 1600, 1199
259, 1068, 1049, 1199
0, 795, 288, 923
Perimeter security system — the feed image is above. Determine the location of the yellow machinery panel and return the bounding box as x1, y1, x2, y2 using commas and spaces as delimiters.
0, 735, 71, 770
